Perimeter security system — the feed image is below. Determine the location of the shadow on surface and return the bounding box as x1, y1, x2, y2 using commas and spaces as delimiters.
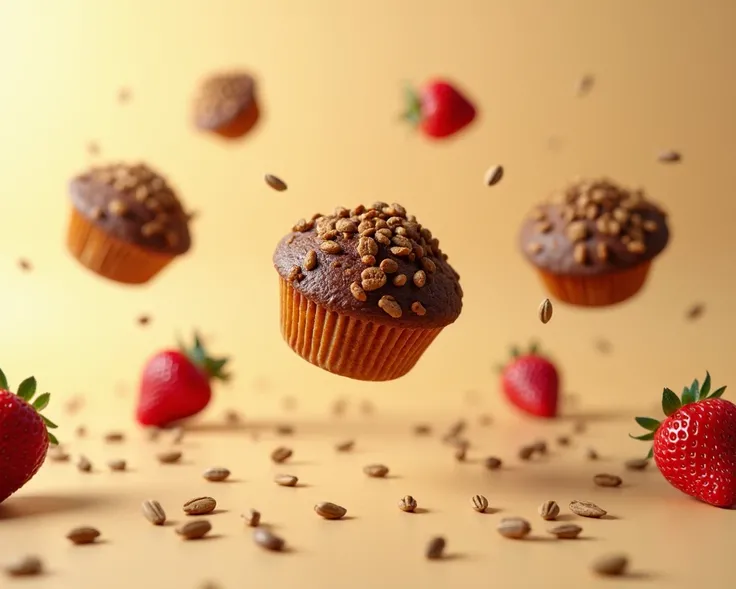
0, 493, 110, 519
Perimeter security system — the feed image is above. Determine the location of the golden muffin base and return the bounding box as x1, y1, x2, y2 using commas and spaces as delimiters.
279, 278, 443, 381
66, 208, 175, 285
537, 261, 652, 307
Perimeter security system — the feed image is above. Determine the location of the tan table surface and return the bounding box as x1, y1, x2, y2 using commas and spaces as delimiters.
1, 410, 733, 589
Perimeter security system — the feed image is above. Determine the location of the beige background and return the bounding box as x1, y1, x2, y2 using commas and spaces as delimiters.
0, 0, 735, 587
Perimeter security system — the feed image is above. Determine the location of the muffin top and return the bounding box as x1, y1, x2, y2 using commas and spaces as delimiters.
69, 163, 192, 256
273, 202, 463, 329
519, 178, 669, 276
192, 73, 256, 130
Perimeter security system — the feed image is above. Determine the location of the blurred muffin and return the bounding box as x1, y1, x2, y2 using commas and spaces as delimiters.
273, 203, 463, 381
192, 72, 259, 139
67, 163, 192, 285
519, 177, 670, 307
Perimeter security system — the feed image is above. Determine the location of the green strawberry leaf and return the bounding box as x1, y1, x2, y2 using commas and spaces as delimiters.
0, 368, 7, 390
528, 341, 539, 355
48, 432, 59, 446
33, 393, 50, 411
646, 446, 653, 460
629, 432, 655, 441
17, 377, 37, 401
690, 378, 700, 396
510, 345, 521, 358
699, 371, 712, 399
681, 384, 697, 406
710, 386, 727, 399
635, 417, 661, 431
42, 415, 58, 429
662, 387, 681, 416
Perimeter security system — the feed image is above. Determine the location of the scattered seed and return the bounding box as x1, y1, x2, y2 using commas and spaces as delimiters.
657, 150, 681, 164
548, 524, 583, 539
314, 502, 347, 520
275, 474, 298, 487
442, 420, 466, 442
413, 424, 432, 436
518, 445, 535, 461
478, 414, 493, 426
576, 74, 595, 97
4, 555, 42, 577
557, 435, 571, 447
145, 427, 161, 441
265, 174, 288, 191
275, 424, 294, 436
454, 442, 468, 462
335, 440, 354, 452
271, 447, 293, 464
569, 500, 607, 518
592, 554, 629, 576
107, 459, 126, 472
531, 440, 547, 455
538, 500, 560, 521
157, 450, 182, 464
594, 473, 623, 488
117, 87, 132, 103
203, 467, 231, 482
48, 446, 70, 462
399, 495, 418, 512
66, 526, 101, 545
18, 258, 32, 272
594, 338, 612, 353
363, 464, 389, 478
171, 426, 185, 444
77, 455, 92, 472
686, 303, 705, 321
484, 456, 502, 470
625, 458, 649, 471
183, 496, 217, 515
497, 517, 531, 539
242, 509, 261, 527
484, 165, 504, 187
471, 494, 488, 513
425, 536, 446, 560
76, 425, 87, 437
538, 298, 553, 324
253, 527, 285, 551
586, 448, 599, 460
141, 499, 166, 525
176, 520, 212, 540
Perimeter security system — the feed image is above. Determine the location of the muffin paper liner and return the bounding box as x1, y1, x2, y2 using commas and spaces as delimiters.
66, 208, 174, 285
279, 278, 443, 381
537, 261, 652, 307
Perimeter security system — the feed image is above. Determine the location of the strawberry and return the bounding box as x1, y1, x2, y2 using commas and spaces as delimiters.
498, 343, 559, 418
0, 368, 59, 504
136, 332, 230, 428
632, 372, 736, 508
402, 79, 477, 139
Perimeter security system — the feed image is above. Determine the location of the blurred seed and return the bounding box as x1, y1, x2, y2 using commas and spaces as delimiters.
548, 524, 583, 539
471, 494, 488, 513
241, 509, 261, 527
183, 496, 217, 515
48, 446, 70, 462
104, 431, 125, 443
478, 414, 493, 426
538, 298, 553, 324
77, 455, 92, 472
497, 517, 531, 539
141, 499, 166, 525
484, 165, 504, 187
203, 467, 231, 482
454, 441, 469, 462
176, 520, 212, 540
531, 440, 547, 455
4, 555, 42, 576
413, 424, 432, 435
426, 536, 446, 560
538, 500, 560, 521
271, 447, 293, 464
519, 445, 535, 461
363, 464, 389, 478
569, 500, 607, 518
253, 527, 285, 551
586, 448, 599, 460
657, 150, 681, 163
576, 74, 595, 97
275, 474, 298, 487
275, 424, 294, 436
592, 554, 629, 576
573, 420, 587, 434
314, 502, 347, 520
686, 303, 705, 321
157, 450, 182, 464
66, 526, 100, 545
265, 174, 288, 192
557, 435, 571, 447
107, 459, 126, 471
335, 440, 354, 452
594, 474, 622, 488
171, 427, 185, 444
625, 458, 649, 471
399, 495, 417, 512
484, 456, 502, 470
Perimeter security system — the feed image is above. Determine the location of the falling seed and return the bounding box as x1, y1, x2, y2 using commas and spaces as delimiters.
398, 495, 418, 512
425, 536, 446, 560
265, 174, 288, 192
573, 420, 587, 434
17, 258, 32, 272
253, 527, 285, 551
137, 315, 151, 326
335, 440, 354, 452
275, 424, 294, 436
107, 459, 127, 472
518, 445, 535, 461
271, 447, 293, 464
66, 526, 101, 545
538, 298, 553, 324
413, 424, 432, 436
657, 150, 681, 163
4, 555, 43, 577
478, 414, 493, 426
557, 435, 571, 447
592, 554, 629, 576
483, 165, 504, 187
686, 303, 705, 321
104, 431, 125, 443
484, 456, 503, 470
586, 448, 599, 460
157, 450, 182, 464
576, 74, 595, 97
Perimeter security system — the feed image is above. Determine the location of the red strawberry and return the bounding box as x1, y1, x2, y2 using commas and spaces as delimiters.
499, 343, 560, 418
0, 369, 59, 504
136, 333, 230, 428
402, 79, 477, 139
632, 372, 736, 508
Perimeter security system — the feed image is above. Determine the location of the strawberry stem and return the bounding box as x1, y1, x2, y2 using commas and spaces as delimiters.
178, 331, 231, 383
401, 83, 423, 126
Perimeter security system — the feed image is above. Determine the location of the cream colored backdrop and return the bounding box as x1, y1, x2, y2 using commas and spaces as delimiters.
1, 0, 735, 428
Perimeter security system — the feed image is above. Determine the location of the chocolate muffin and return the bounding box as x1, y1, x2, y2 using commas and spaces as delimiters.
273, 203, 463, 381
519, 177, 670, 307
192, 72, 259, 139
66, 163, 192, 285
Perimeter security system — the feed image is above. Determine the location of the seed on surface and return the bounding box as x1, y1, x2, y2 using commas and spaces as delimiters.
242, 509, 261, 527
176, 520, 212, 540
586, 448, 599, 460
557, 435, 570, 447
573, 420, 587, 434
183, 496, 217, 515
497, 517, 531, 539
363, 464, 389, 478
569, 500, 607, 518
425, 536, 446, 560
48, 446, 70, 462
4, 555, 42, 577
399, 495, 418, 512
335, 440, 354, 452
538, 298, 553, 324
157, 450, 182, 464
576, 73, 595, 97
625, 458, 649, 471
265, 174, 288, 191
314, 502, 347, 520
77, 455, 92, 472
484, 165, 504, 187
538, 500, 560, 520
413, 424, 432, 435
454, 442, 468, 462
66, 526, 101, 545
657, 150, 681, 163
471, 494, 488, 513
203, 467, 231, 482
686, 303, 705, 321
104, 431, 125, 443
253, 527, 285, 551
107, 459, 126, 471
141, 499, 166, 525
548, 524, 583, 539
271, 447, 293, 464
518, 445, 535, 461
592, 553, 629, 576
274, 474, 298, 487
531, 440, 547, 454
594, 473, 623, 488
484, 456, 502, 470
